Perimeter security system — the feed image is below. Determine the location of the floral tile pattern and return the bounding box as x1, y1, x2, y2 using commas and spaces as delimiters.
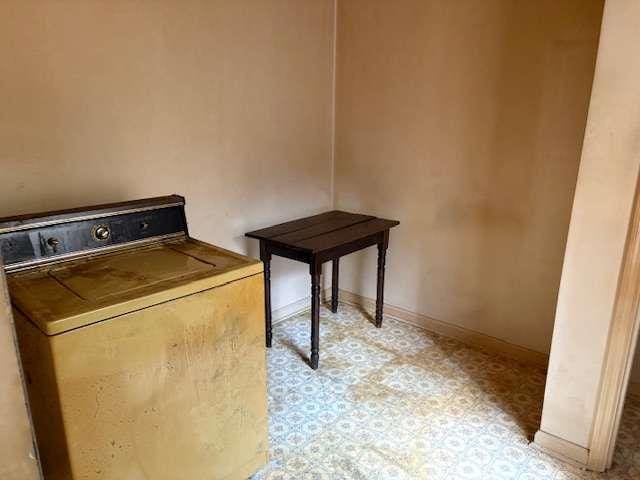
250, 303, 640, 480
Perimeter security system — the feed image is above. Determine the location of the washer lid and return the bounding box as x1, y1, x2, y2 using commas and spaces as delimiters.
8, 239, 263, 336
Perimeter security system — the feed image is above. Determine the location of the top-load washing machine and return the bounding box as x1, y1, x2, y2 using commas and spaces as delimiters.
0, 195, 268, 480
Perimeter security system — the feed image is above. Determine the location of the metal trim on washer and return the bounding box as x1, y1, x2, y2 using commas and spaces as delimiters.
4, 232, 186, 273
0, 201, 184, 234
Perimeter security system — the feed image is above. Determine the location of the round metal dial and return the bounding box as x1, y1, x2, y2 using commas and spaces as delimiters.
92, 225, 111, 241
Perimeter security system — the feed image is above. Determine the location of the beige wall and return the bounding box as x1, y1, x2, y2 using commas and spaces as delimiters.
0, 0, 335, 311
334, 0, 603, 354
1, 2, 334, 474
538, 0, 640, 450
0, 259, 40, 480
3, 0, 627, 467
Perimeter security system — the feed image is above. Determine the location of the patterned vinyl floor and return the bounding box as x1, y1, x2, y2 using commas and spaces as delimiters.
251, 303, 640, 480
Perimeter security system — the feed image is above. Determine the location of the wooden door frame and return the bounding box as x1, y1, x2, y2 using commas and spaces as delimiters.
588, 171, 640, 471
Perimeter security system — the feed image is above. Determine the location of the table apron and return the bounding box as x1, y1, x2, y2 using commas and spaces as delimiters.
314, 232, 385, 264
264, 242, 313, 263
263, 231, 387, 266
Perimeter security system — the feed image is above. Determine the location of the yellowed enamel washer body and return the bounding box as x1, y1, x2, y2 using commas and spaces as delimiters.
1, 197, 268, 480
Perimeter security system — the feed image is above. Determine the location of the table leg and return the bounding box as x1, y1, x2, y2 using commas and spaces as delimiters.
310, 261, 321, 369
260, 241, 273, 348
331, 258, 339, 313
375, 231, 389, 328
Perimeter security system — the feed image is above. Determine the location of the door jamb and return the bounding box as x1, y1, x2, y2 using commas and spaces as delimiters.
588, 171, 640, 471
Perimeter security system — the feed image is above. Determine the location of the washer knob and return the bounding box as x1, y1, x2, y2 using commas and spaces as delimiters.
47, 237, 60, 253
93, 225, 111, 241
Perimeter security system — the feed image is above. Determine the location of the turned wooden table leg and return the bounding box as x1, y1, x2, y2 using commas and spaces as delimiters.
375, 231, 389, 328
310, 260, 321, 369
331, 258, 339, 313
260, 241, 273, 348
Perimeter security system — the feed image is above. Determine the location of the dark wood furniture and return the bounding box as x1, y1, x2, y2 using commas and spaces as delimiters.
245, 210, 399, 369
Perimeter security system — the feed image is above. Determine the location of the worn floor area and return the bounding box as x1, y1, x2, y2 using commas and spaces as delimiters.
251, 303, 640, 479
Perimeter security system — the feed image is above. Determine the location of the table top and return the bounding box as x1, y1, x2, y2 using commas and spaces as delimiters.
245, 210, 399, 254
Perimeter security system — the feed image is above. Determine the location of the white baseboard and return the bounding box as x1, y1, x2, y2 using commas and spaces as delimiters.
533, 430, 589, 467
271, 289, 331, 324
338, 289, 549, 368
271, 288, 548, 368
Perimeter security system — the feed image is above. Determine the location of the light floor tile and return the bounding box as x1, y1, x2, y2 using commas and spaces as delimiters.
251, 303, 640, 480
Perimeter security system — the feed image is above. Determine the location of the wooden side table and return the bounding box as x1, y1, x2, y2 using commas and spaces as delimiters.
245, 211, 399, 369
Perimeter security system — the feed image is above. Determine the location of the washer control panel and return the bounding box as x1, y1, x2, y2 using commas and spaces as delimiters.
0, 196, 187, 271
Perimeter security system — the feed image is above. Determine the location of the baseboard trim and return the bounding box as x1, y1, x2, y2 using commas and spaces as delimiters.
338, 289, 549, 368
533, 430, 589, 467
270, 288, 549, 368
272, 297, 309, 324
271, 289, 331, 324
